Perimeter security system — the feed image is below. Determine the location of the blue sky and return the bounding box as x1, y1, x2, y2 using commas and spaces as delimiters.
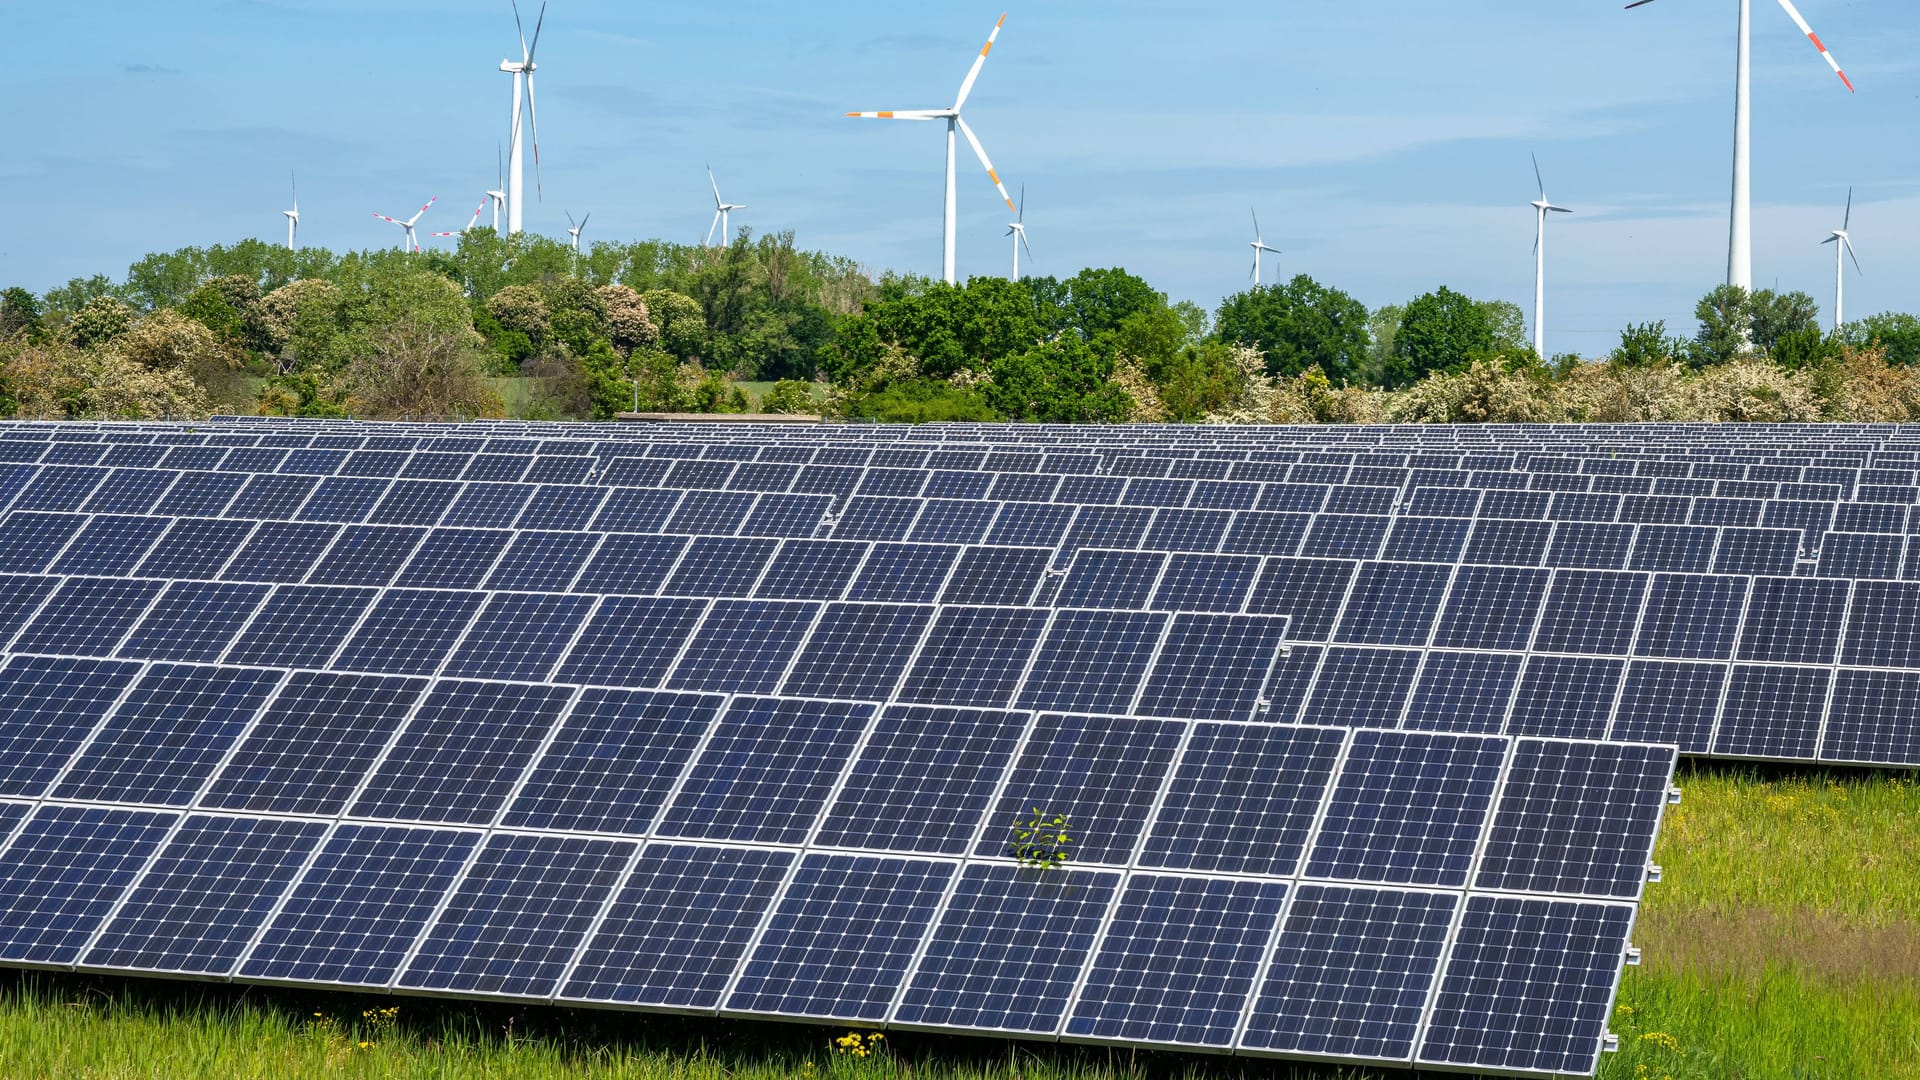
7, 1, 1916, 355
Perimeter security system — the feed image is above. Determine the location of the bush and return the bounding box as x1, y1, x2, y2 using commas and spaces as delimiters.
760, 380, 820, 415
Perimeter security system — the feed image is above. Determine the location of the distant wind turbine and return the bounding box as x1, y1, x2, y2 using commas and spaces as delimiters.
1821, 187, 1860, 329
486, 144, 508, 233
499, 1, 546, 234
1006, 185, 1031, 280
566, 210, 590, 255
1248, 209, 1281, 286
433, 199, 490, 243
1530, 154, 1573, 359
282, 173, 299, 251
846, 13, 1017, 285
706, 166, 746, 247
1626, 0, 1853, 291
373, 195, 437, 253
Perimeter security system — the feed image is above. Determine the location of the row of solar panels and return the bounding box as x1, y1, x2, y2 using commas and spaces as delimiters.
0, 663, 1674, 1078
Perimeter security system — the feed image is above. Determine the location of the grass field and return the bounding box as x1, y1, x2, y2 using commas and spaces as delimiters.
1, 766, 1914, 1080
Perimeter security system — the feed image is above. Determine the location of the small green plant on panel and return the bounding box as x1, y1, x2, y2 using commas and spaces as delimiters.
1011, 807, 1073, 869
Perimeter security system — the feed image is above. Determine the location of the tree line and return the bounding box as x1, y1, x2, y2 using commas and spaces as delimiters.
3, 226, 1918, 423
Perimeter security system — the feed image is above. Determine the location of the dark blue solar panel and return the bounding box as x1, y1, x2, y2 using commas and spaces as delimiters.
0, 805, 177, 964
665, 599, 820, 694
1299, 514, 1389, 559
591, 486, 681, 531
562, 843, 794, 1008
503, 689, 721, 833
1134, 613, 1291, 723
1629, 524, 1718, 573
661, 535, 778, 597
1506, 655, 1624, 740
49, 514, 169, 576
1220, 510, 1310, 556
744, 538, 863, 601
831, 496, 921, 541
814, 705, 1028, 855
52, 665, 284, 805
394, 527, 513, 588
82, 469, 177, 514
1300, 647, 1420, 728
200, 672, 425, 815
1382, 517, 1470, 562
1140, 723, 1342, 875
1818, 531, 1903, 579
846, 542, 960, 603
306, 524, 425, 586
516, 484, 606, 529
1713, 526, 1800, 575
1055, 549, 1164, 610
897, 864, 1120, 1033
219, 520, 340, 583
399, 833, 635, 997
666, 489, 757, 534
0, 575, 59, 645
1244, 558, 1355, 641
330, 589, 484, 675
896, 606, 1051, 708
1060, 505, 1154, 554
730, 856, 954, 1022
485, 530, 599, 591
153, 471, 246, 516
1737, 576, 1848, 664
0, 656, 142, 796
1477, 739, 1674, 899
939, 545, 1051, 606
11, 577, 165, 656
1015, 609, 1166, 715
440, 481, 535, 527
225, 472, 319, 519
657, 697, 874, 844
1611, 660, 1725, 752
13, 466, 107, 511
1333, 562, 1451, 646
907, 498, 997, 543
985, 501, 1075, 547
982, 713, 1183, 864
441, 592, 594, 681
0, 511, 87, 572
239, 824, 481, 985
221, 585, 373, 668
1402, 651, 1522, 734
1825, 668, 1920, 765
1530, 569, 1646, 654
1634, 573, 1747, 659
1841, 580, 1920, 667
1714, 664, 1828, 759
555, 596, 706, 688
1462, 518, 1553, 567
780, 602, 933, 700
1418, 897, 1633, 1076
83, 814, 328, 975
1065, 875, 1288, 1046
1242, 885, 1456, 1061
350, 681, 571, 825
1148, 553, 1261, 613
1305, 730, 1504, 886
296, 476, 388, 523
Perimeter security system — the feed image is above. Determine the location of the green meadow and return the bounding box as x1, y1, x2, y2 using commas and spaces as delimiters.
1, 766, 1914, 1080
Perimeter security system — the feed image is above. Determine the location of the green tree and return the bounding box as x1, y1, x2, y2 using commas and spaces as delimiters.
643, 289, 707, 361
1613, 320, 1685, 368
1693, 284, 1753, 367
986, 334, 1132, 423
1847, 312, 1920, 367
1749, 289, 1821, 356
1212, 275, 1371, 383
0, 288, 43, 341
68, 296, 135, 349
1388, 286, 1495, 388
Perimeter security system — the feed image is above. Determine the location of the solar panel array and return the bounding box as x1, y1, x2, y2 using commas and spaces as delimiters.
0, 416, 1725, 1076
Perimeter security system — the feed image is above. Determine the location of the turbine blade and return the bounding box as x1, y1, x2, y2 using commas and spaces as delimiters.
955, 116, 1015, 211
1773, 0, 1854, 91
580, 212, 589, 230
566, 210, 576, 228
527, 74, 543, 200
1532, 152, 1545, 200
707, 210, 721, 247
1844, 186, 1853, 230
1020, 229, 1033, 259
1822, 235, 1838, 244
709, 165, 723, 207
1846, 236, 1862, 274
844, 110, 942, 119
525, 1, 546, 65
1623, 0, 1659, 8
1549, 205, 1573, 213
1017, 183, 1025, 222
512, 0, 528, 58
1251, 207, 1261, 239
952, 13, 1005, 112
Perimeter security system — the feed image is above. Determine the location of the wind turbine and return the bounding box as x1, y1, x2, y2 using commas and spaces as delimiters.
1530, 154, 1573, 359
566, 211, 590, 270
846, 13, 1017, 285
373, 196, 437, 253
499, 1, 546, 235
706, 166, 747, 247
433, 199, 490, 244
1626, 0, 1852, 291
1248, 209, 1281, 286
486, 144, 507, 233
1006, 185, 1031, 280
1821, 187, 1860, 329
281, 173, 299, 251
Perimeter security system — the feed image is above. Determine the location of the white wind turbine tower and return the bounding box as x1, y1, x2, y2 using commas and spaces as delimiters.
486, 145, 508, 233
1626, 0, 1853, 291
1530, 154, 1573, 359
706, 166, 746, 247
433, 200, 490, 244
1821, 187, 1860, 329
282, 173, 299, 250
1248, 209, 1281, 286
373, 196, 438, 253
846, 13, 1018, 285
499, 1, 546, 235
1006, 185, 1031, 280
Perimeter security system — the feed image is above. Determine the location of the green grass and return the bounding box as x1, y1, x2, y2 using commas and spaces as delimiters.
0, 769, 1914, 1079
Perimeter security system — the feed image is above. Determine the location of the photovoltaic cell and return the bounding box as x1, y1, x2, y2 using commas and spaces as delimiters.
814, 705, 1029, 855
441, 592, 595, 682
657, 697, 874, 845
0, 656, 142, 797
1016, 610, 1166, 715
1305, 730, 1505, 887
555, 596, 707, 688
1714, 664, 1829, 759
780, 603, 933, 701
221, 585, 373, 668
10, 577, 165, 656
1402, 652, 1522, 734
1134, 614, 1291, 723
1736, 577, 1849, 664
52, 665, 285, 805
502, 689, 722, 833
1139, 723, 1342, 875
727, 853, 954, 1022
240, 825, 481, 985
1476, 739, 1674, 899
667, 599, 821, 694
0, 805, 178, 965
350, 681, 572, 825
1825, 668, 1920, 765
983, 713, 1183, 864
1609, 660, 1725, 753
200, 672, 425, 815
